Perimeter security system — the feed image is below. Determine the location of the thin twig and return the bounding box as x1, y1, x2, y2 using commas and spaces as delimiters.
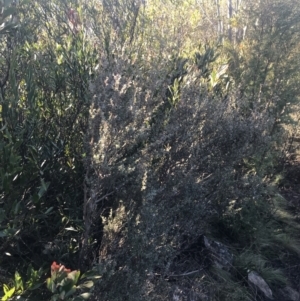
167, 269, 204, 278
95, 190, 114, 203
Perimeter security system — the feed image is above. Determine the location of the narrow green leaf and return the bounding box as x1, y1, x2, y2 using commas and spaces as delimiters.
65, 226, 77, 232
14, 272, 22, 289
28, 282, 43, 290
44, 206, 53, 215
0, 230, 8, 238
3, 286, 15, 300
80, 292, 91, 299
0, 7, 16, 20
64, 286, 76, 298
3, 284, 9, 294
67, 270, 80, 284
41, 178, 50, 191
78, 280, 94, 289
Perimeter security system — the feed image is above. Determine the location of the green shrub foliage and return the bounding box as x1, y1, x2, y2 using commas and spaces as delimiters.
0, 0, 96, 280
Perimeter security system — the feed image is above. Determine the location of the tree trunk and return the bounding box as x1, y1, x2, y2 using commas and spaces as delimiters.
228, 0, 232, 41
215, 0, 223, 40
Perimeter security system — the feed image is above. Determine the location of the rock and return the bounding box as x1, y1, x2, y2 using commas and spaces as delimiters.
248, 271, 273, 300
203, 236, 233, 270
279, 286, 299, 301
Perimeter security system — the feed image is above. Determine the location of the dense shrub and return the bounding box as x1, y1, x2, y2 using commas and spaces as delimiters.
86, 43, 292, 300
0, 0, 96, 286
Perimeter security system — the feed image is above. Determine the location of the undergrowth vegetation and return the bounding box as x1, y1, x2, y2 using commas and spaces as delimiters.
1, 0, 300, 300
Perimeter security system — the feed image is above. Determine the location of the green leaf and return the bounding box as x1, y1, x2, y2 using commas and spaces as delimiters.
38, 179, 50, 198
3, 284, 9, 295
2, 286, 15, 301
44, 207, 54, 215
57, 55, 63, 65
59, 277, 73, 292
81, 270, 101, 280
63, 286, 76, 298
59, 290, 66, 300
0, 124, 7, 131
6, 286, 15, 298
46, 278, 56, 293
0, 22, 18, 34
0, 7, 16, 21
65, 226, 77, 232
0, 209, 6, 223
0, 230, 8, 238
32, 193, 40, 204
72, 293, 91, 301
41, 178, 50, 191
14, 201, 21, 215
78, 280, 94, 289
79, 292, 91, 299
28, 282, 43, 290
14, 271, 24, 291
67, 270, 80, 284
50, 294, 59, 301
